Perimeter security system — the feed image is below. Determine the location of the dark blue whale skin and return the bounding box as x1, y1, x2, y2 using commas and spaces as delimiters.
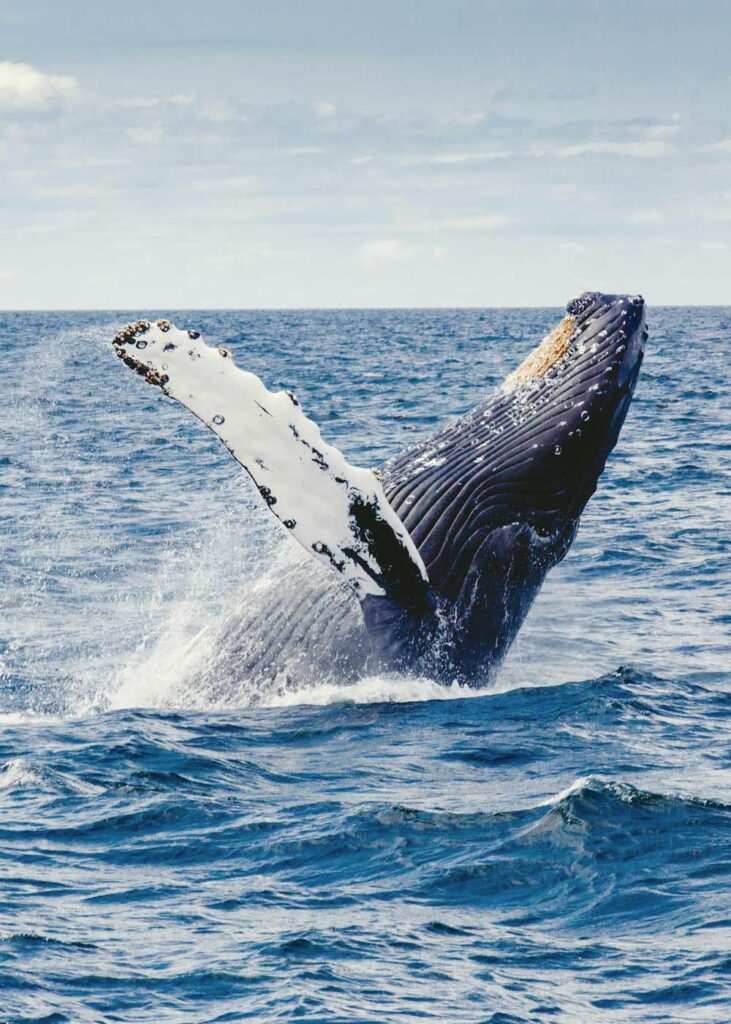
201, 292, 647, 696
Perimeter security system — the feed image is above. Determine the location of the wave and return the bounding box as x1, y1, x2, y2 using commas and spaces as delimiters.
413, 776, 731, 930
0, 757, 104, 795
537, 774, 730, 818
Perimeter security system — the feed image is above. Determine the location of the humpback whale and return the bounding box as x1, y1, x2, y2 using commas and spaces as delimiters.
111, 292, 647, 695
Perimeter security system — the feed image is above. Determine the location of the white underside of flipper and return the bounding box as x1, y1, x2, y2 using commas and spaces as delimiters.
112, 320, 428, 600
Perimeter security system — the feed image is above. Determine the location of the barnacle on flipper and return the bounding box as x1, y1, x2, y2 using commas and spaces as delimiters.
112, 320, 168, 391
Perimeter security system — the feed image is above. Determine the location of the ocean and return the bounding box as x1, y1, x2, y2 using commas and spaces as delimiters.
0, 306, 729, 1022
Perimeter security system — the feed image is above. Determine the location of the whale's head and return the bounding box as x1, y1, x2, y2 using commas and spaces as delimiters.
498, 291, 647, 528
506, 291, 646, 405
542, 290, 647, 514
564, 289, 646, 399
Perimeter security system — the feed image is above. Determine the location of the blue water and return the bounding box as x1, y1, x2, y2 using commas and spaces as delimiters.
0, 307, 729, 1023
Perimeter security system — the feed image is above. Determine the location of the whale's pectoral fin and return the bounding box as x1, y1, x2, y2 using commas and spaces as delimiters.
111, 320, 429, 604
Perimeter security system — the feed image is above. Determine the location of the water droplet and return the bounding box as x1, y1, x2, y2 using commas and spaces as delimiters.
212, 414, 225, 425
554, 445, 562, 455
581, 410, 590, 421
135, 340, 147, 350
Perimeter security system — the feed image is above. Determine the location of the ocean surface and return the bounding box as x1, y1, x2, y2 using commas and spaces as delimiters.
0, 306, 729, 1023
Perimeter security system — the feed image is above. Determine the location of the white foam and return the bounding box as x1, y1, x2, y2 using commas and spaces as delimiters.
262, 673, 486, 708
0, 712, 65, 726
102, 538, 303, 712
0, 757, 104, 795
0, 758, 45, 789
106, 609, 223, 711
537, 775, 598, 807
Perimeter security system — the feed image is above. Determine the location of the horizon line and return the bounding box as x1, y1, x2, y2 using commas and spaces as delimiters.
1, 302, 729, 314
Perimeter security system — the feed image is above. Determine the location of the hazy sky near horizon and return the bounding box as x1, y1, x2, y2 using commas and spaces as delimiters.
1, 0, 729, 308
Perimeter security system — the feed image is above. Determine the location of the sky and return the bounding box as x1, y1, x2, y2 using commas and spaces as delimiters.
0, 0, 729, 308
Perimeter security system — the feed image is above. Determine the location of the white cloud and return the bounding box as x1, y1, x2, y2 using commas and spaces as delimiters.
700, 205, 731, 222
205, 246, 302, 267
705, 139, 731, 154
404, 149, 514, 166
116, 93, 194, 110
559, 140, 673, 159
200, 100, 237, 123
437, 214, 508, 231
28, 182, 116, 201
405, 214, 510, 232
126, 125, 163, 145
642, 120, 681, 139
192, 176, 259, 192
313, 100, 337, 118
400, 138, 675, 166
0, 61, 78, 111
24, 209, 97, 234
558, 242, 585, 256
357, 239, 446, 265
625, 209, 665, 226
51, 150, 132, 170
358, 240, 417, 264
446, 110, 486, 127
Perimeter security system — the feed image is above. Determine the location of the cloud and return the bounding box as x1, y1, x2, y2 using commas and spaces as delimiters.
643, 121, 681, 138
404, 150, 515, 166
126, 125, 163, 145
200, 100, 237, 123
0, 61, 78, 111
26, 182, 117, 201
435, 214, 509, 231
446, 110, 486, 127
700, 205, 731, 222
401, 136, 676, 167
558, 242, 586, 256
705, 139, 731, 154
356, 239, 446, 265
313, 100, 337, 118
625, 209, 665, 226
115, 93, 195, 110
558, 140, 673, 159
404, 214, 511, 232
192, 175, 259, 192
